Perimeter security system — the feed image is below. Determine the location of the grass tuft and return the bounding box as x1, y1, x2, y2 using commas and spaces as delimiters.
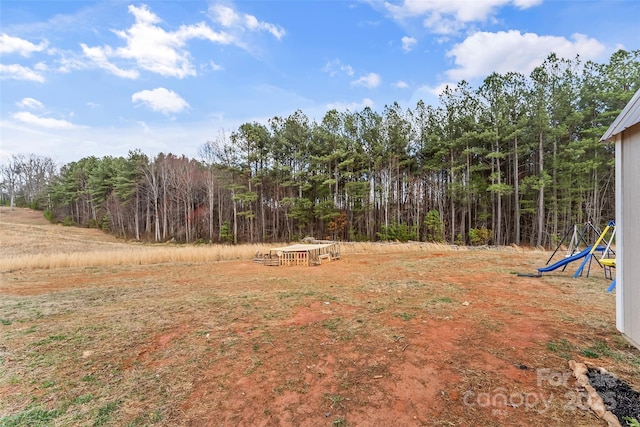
0, 406, 64, 427
93, 401, 121, 426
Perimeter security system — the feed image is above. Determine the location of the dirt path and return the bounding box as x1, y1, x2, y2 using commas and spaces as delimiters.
1, 208, 638, 426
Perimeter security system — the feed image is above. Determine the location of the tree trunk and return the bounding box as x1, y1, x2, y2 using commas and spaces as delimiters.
536, 131, 545, 247
466, 146, 471, 244
513, 135, 520, 245
135, 187, 140, 240
232, 189, 238, 245
450, 148, 455, 244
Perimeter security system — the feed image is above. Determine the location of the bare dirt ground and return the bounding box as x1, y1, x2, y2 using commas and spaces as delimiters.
1, 207, 639, 426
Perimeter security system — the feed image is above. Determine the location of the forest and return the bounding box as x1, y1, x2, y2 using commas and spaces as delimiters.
2, 50, 639, 247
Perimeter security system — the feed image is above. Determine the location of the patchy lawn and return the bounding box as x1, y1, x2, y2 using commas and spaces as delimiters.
1, 208, 638, 426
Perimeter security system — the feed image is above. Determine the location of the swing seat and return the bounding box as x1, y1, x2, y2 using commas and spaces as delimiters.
600, 258, 616, 268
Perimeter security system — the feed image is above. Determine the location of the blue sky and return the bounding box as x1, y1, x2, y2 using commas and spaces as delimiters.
1, 0, 639, 165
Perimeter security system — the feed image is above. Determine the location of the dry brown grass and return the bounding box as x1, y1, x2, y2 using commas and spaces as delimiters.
0, 244, 270, 271
0, 239, 536, 272
0, 242, 459, 272
1, 207, 539, 272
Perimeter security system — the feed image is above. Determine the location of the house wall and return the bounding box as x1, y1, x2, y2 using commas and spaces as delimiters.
619, 124, 640, 348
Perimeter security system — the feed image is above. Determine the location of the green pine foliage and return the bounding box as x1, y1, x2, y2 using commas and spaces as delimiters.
424, 210, 445, 242
2, 50, 639, 245
377, 221, 418, 242
469, 228, 492, 246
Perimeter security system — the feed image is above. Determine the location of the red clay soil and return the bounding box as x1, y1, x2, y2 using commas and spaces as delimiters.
136, 258, 613, 426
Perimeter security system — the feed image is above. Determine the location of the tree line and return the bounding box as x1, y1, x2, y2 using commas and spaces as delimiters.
2, 50, 639, 247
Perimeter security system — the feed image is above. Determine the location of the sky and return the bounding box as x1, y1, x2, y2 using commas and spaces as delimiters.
1, 0, 639, 166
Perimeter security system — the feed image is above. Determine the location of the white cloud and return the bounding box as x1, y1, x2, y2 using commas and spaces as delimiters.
17, 97, 44, 109
128, 2, 160, 25
326, 98, 375, 111
137, 121, 151, 133
0, 33, 48, 56
446, 30, 606, 81
425, 82, 455, 97
82, 4, 233, 79
0, 63, 45, 82
513, 0, 543, 7
401, 36, 417, 52
34, 62, 47, 71
49, 48, 90, 73
323, 59, 355, 77
244, 14, 286, 40
392, 80, 409, 89
132, 87, 189, 115
422, 15, 464, 35
407, 83, 453, 108
211, 4, 239, 27
208, 60, 223, 71
209, 4, 286, 40
80, 43, 139, 79
351, 72, 381, 88
11, 111, 78, 129
384, 0, 542, 34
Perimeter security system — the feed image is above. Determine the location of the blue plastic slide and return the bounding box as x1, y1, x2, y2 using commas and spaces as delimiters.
537, 246, 593, 273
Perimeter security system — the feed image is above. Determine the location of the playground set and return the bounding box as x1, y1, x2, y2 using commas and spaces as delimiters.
521, 221, 617, 291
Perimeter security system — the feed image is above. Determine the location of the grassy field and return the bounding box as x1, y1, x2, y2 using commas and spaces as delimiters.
1, 207, 638, 426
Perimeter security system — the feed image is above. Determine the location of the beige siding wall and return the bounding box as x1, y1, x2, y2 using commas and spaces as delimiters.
621, 124, 640, 348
